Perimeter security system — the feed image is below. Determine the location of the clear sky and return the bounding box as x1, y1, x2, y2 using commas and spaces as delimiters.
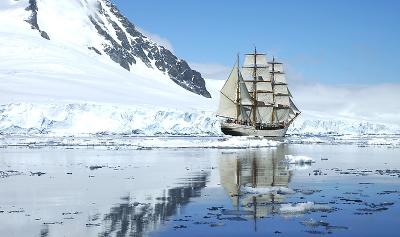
112, 0, 400, 85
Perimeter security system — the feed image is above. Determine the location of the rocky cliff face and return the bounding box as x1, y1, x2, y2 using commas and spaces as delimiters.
24, 0, 210, 98
25, 0, 50, 40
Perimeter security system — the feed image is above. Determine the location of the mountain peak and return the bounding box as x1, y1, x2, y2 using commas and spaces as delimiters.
19, 0, 210, 98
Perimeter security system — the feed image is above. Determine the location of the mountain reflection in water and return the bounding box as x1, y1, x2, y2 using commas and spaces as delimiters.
99, 172, 209, 237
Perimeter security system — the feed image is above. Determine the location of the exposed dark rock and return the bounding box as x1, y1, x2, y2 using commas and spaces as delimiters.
89, 15, 136, 71
30, 171, 46, 176
40, 31, 50, 40
22, 0, 210, 97
25, 0, 39, 28
88, 47, 102, 55
89, 165, 104, 170
25, 0, 50, 40
93, 0, 211, 98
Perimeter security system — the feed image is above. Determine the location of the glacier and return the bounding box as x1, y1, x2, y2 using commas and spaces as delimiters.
288, 117, 400, 136
0, 103, 221, 136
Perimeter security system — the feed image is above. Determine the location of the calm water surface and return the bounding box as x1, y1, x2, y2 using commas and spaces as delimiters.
0, 144, 399, 237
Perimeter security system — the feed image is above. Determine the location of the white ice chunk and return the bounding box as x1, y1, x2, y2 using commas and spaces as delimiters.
285, 155, 315, 164
279, 202, 331, 215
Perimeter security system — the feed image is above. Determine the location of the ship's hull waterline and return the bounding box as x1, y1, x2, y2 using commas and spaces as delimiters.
220, 122, 288, 137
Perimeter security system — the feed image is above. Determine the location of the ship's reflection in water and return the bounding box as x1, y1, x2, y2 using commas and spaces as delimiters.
96, 148, 299, 237
219, 148, 292, 227
99, 172, 209, 237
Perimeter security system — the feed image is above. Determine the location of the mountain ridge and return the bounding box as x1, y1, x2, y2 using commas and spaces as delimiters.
20, 0, 210, 98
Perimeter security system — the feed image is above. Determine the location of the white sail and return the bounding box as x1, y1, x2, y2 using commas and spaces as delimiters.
243, 55, 253, 67
288, 98, 300, 121
275, 95, 290, 107
243, 55, 254, 68
257, 92, 274, 105
217, 64, 239, 118
273, 73, 287, 85
271, 63, 284, 72
257, 81, 272, 91
239, 73, 253, 105
274, 84, 288, 95
239, 105, 251, 121
256, 55, 268, 66
217, 94, 237, 118
289, 110, 296, 120
257, 107, 273, 123
257, 68, 270, 81
276, 108, 290, 123
287, 87, 293, 97
220, 64, 239, 102
241, 67, 253, 81
245, 81, 254, 92
242, 67, 270, 81
289, 98, 300, 113
243, 54, 268, 68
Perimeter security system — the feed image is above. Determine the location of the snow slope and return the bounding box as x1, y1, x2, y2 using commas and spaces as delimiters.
0, 0, 211, 106
0, 32, 212, 109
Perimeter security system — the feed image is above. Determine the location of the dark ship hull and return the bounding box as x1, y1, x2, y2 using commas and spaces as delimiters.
221, 122, 288, 137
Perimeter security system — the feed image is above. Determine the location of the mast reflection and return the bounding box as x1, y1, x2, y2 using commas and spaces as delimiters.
219, 148, 292, 221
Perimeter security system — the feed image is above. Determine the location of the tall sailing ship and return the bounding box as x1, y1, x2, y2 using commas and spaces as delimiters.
216, 48, 301, 137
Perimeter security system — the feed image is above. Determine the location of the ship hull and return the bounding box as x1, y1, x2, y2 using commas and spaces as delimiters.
221, 122, 288, 137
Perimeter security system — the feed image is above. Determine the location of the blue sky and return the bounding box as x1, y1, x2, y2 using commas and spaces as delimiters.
112, 0, 400, 85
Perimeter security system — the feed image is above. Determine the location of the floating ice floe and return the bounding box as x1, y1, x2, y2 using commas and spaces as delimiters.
279, 202, 332, 215
284, 155, 315, 170
240, 186, 295, 195
137, 136, 281, 149
0, 136, 281, 149
285, 155, 315, 165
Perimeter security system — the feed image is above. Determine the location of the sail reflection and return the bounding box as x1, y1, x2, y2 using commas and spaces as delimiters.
89, 149, 296, 236
219, 148, 292, 219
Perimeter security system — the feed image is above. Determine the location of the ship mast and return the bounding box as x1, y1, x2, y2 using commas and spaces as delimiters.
252, 47, 257, 127
271, 57, 276, 124
236, 54, 240, 121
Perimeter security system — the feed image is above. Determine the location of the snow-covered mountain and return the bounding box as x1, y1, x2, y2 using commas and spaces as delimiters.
0, 0, 210, 99
0, 0, 221, 136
